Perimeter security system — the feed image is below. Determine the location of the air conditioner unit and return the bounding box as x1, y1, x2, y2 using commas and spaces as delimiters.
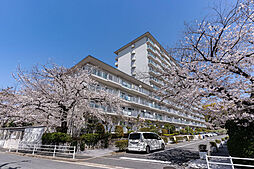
131, 50, 136, 54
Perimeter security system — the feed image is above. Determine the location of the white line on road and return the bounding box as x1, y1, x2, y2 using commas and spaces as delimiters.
55, 160, 134, 169
119, 157, 171, 164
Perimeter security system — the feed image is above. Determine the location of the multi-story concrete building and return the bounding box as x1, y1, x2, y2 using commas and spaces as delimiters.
115, 32, 177, 88
74, 32, 206, 132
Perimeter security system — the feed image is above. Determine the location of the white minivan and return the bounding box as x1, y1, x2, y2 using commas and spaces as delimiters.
127, 132, 165, 153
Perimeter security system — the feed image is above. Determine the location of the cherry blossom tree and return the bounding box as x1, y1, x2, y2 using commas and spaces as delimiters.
1, 64, 122, 136
0, 87, 18, 127
160, 0, 253, 124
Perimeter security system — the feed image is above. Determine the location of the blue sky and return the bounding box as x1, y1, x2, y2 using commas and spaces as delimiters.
0, 0, 233, 88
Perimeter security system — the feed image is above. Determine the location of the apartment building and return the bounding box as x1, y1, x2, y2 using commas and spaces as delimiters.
74, 32, 206, 132
115, 32, 177, 88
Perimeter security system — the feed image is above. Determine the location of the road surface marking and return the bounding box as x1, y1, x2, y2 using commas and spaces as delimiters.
119, 157, 171, 164
55, 160, 134, 169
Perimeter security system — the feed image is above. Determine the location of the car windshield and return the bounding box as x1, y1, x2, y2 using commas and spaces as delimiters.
129, 133, 141, 140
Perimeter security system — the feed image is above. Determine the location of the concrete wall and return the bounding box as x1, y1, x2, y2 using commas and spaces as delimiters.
0, 126, 45, 149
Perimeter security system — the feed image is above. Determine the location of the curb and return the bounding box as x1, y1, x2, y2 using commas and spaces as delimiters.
6, 151, 90, 162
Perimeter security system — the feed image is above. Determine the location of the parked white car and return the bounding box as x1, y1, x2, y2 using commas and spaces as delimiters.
127, 132, 165, 153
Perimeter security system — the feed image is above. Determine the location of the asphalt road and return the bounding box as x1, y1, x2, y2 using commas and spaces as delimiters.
0, 135, 226, 169
0, 152, 167, 169
0, 152, 105, 169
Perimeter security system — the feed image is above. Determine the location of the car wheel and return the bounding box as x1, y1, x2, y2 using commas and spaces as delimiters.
161, 143, 165, 150
146, 146, 150, 154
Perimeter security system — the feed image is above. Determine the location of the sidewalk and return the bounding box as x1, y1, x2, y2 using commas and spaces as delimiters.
76, 147, 118, 158
0, 146, 118, 160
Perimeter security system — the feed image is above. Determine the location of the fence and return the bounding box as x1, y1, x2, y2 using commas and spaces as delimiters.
9, 143, 76, 159
206, 155, 254, 169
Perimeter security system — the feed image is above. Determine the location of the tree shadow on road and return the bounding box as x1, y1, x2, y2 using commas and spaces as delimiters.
0, 160, 30, 169
147, 148, 199, 165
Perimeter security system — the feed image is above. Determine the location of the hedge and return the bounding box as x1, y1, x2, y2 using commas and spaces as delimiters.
80, 133, 100, 147
42, 132, 71, 145
115, 125, 124, 138
115, 140, 128, 151
139, 127, 150, 132
161, 129, 168, 135
215, 139, 221, 144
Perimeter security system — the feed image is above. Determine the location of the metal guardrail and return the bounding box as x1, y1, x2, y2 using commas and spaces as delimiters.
9, 143, 76, 159
206, 155, 254, 169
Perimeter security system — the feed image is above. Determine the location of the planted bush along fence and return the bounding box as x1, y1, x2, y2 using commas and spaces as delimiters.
42, 131, 111, 151
39, 127, 224, 152
42, 132, 71, 145
115, 140, 128, 151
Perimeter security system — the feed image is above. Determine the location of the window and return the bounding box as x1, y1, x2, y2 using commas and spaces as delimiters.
143, 133, 158, 139
103, 72, 108, 79
108, 74, 113, 81
129, 133, 141, 140
97, 70, 102, 77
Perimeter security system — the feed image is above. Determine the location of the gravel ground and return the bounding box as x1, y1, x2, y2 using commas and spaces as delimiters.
148, 148, 199, 166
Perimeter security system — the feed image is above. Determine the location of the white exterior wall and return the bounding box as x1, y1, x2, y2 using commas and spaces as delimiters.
117, 37, 148, 79
134, 37, 149, 83
117, 48, 132, 75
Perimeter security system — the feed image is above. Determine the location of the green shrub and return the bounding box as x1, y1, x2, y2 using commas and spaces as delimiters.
173, 132, 180, 135
161, 136, 168, 144
210, 141, 218, 151
163, 134, 170, 137
221, 138, 225, 141
115, 140, 128, 151
174, 136, 184, 143
95, 123, 105, 136
225, 136, 229, 140
42, 132, 71, 145
80, 133, 99, 147
150, 128, 159, 134
215, 139, 221, 144
180, 129, 186, 135
101, 132, 111, 148
115, 125, 124, 138
139, 127, 151, 132
210, 141, 217, 147
164, 124, 176, 134
161, 129, 168, 135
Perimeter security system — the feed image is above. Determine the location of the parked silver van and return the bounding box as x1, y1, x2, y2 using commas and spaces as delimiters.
127, 132, 165, 153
